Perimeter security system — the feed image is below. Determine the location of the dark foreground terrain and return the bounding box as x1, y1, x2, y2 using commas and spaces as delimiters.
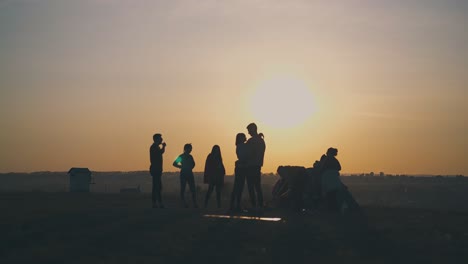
1, 192, 468, 264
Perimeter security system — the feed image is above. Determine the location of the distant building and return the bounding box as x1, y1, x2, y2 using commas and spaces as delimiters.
68, 167, 92, 192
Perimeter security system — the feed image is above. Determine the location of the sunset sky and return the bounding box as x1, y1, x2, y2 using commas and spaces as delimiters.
1, 0, 467, 175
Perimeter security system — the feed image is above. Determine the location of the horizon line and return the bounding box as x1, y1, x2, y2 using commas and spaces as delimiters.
0, 170, 465, 177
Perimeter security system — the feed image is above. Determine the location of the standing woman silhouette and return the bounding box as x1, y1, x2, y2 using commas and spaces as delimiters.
173, 143, 198, 208
230, 133, 248, 211
203, 145, 226, 208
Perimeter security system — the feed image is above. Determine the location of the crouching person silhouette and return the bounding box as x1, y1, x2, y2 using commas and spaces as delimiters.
321, 147, 361, 214
173, 143, 198, 208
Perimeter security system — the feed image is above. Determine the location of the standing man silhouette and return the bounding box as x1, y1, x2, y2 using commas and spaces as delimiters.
149, 133, 166, 208
245, 123, 266, 209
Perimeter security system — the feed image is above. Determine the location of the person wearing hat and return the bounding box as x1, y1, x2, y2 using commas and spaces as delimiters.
245, 122, 266, 209
149, 133, 166, 208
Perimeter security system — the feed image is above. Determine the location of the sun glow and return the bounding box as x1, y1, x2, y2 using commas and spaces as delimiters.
249, 76, 316, 128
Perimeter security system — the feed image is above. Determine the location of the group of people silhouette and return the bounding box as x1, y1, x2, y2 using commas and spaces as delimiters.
149, 122, 266, 211
273, 147, 361, 215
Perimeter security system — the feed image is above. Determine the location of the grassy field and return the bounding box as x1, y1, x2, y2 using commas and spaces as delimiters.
1, 191, 468, 264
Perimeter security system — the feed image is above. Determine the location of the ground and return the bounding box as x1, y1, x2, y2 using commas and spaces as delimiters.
1, 191, 468, 264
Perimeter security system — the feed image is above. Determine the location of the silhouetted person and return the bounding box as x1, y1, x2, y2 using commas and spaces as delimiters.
323, 148, 341, 171
149, 133, 166, 208
203, 145, 226, 208
276, 166, 307, 212
229, 133, 248, 211
245, 123, 266, 209
321, 148, 361, 214
173, 143, 198, 208
304, 157, 326, 210
321, 148, 342, 211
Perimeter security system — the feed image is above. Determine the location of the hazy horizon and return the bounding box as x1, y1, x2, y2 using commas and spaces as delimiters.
1, 0, 467, 175
0, 170, 464, 177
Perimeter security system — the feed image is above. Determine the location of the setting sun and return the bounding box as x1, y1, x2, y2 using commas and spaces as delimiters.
249, 76, 316, 128
0, 0, 466, 175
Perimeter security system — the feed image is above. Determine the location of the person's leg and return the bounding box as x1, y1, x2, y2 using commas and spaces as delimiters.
187, 173, 198, 207
151, 173, 157, 207
153, 172, 162, 205
156, 174, 163, 207
254, 167, 264, 207
230, 168, 238, 209
216, 184, 222, 208
246, 168, 257, 207
180, 174, 188, 207
230, 167, 241, 209
236, 169, 246, 209
205, 184, 214, 208
230, 178, 237, 210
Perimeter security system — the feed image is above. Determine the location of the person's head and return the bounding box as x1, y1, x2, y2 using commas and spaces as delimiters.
277, 166, 285, 176
320, 154, 327, 162
313, 160, 320, 168
235, 133, 246, 145
184, 143, 192, 153
327, 147, 338, 157
153, 133, 162, 144
246, 122, 258, 136
211, 145, 222, 160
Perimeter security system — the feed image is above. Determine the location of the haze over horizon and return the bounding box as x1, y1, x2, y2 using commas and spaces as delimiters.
1, 0, 467, 175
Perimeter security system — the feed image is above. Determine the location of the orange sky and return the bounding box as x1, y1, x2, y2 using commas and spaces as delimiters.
1, 0, 467, 175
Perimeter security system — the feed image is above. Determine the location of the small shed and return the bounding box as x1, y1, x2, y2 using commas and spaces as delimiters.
68, 167, 92, 192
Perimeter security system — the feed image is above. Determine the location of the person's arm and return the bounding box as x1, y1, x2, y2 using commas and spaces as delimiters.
173, 155, 182, 169
319, 157, 329, 174
161, 142, 166, 154
236, 147, 241, 160
149, 146, 153, 164
221, 162, 226, 176
240, 143, 252, 164
191, 156, 196, 170
204, 155, 210, 177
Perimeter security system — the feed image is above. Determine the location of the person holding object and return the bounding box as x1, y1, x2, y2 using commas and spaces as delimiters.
149, 133, 166, 208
